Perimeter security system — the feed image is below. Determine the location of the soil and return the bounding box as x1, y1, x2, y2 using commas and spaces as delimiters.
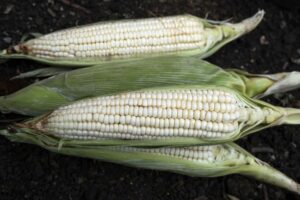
0, 0, 300, 199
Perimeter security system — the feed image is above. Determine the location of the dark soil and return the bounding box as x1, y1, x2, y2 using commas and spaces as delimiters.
0, 0, 300, 199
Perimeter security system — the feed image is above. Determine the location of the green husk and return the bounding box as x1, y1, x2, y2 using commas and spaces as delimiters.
0, 128, 299, 194
1, 56, 299, 116
0, 11, 264, 67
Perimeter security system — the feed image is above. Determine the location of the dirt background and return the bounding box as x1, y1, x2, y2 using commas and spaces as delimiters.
0, 0, 300, 199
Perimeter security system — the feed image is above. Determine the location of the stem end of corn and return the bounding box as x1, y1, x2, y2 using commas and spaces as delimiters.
280, 107, 300, 125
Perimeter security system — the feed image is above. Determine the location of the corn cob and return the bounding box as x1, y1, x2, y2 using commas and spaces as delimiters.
0, 11, 264, 66
14, 15, 210, 59
23, 85, 299, 145
36, 87, 245, 140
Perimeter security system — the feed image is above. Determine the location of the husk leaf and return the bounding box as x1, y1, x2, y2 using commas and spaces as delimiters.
1, 56, 296, 116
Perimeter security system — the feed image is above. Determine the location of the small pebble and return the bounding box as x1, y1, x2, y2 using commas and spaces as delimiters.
291, 57, 300, 65
3, 37, 12, 44
282, 62, 289, 70
280, 20, 286, 29
47, 8, 56, 17
260, 35, 269, 45
3, 4, 14, 14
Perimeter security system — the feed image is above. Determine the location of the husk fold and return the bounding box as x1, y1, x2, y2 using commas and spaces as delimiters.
0, 11, 264, 67
1, 57, 299, 116
0, 128, 299, 194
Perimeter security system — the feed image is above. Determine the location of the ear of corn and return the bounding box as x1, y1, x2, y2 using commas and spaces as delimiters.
0, 128, 299, 194
0, 11, 264, 67
12, 85, 300, 146
1, 57, 299, 116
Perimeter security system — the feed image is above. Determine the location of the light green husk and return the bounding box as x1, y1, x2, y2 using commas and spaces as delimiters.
0, 11, 264, 67
1, 56, 299, 116
0, 128, 299, 194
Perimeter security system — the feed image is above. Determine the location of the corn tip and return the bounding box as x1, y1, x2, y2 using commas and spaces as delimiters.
229, 9, 265, 35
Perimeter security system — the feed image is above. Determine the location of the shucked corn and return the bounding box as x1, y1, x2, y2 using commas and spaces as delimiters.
1, 11, 265, 66
32, 86, 280, 140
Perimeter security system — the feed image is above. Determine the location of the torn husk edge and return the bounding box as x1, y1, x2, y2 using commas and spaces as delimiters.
199, 10, 265, 58
0, 11, 264, 67
0, 128, 299, 194
11, 67, 71, 80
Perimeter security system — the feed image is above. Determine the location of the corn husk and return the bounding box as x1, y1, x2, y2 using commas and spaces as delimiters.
0, 11, 264, 67
0, 128, 299, 195
1, 57, 299, 116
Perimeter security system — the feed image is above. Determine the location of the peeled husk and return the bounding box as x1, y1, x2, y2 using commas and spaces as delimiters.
0, 127, 299, 195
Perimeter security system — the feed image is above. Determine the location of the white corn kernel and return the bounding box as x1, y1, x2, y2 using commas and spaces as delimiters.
38, 88, 252, 140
